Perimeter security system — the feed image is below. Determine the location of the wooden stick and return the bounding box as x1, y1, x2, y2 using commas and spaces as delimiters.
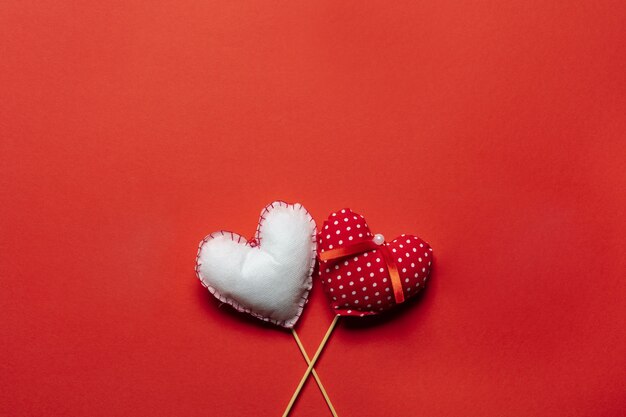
282, 315, 340, 417
291, 329, 338, 417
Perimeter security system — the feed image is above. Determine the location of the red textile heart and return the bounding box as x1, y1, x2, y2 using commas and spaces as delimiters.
317, 208, 433, 317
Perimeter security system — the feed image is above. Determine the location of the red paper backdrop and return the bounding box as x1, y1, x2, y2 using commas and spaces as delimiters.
1, 1, 625, 416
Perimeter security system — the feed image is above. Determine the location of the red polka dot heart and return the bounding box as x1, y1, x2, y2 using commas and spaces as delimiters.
317, 208, 433, 317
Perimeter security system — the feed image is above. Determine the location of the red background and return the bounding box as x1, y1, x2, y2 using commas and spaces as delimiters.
1, 1, 625, 416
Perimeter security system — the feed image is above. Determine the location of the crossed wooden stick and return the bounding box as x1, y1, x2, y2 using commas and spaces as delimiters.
283, 315, 340, 417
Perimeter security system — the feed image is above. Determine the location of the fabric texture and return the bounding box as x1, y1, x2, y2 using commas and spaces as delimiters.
196, 201, 317, 328
317, 208, 433, 317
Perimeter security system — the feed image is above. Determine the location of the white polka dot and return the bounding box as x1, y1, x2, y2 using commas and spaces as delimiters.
387, 296, 392, 300
328, 279, 332, 283
382, 278, 388, 282
414, 273, 419, 278
379, 268, 384, 272
339, 285, 343, 289
347, 271, 352, 276
372, 283, 377, 287
365, 296, 369, 300
357, 267, 362, 272
411, 263, 415, 267
349, 281, 354, 286
405, 278, 409, 283
397, 258, 403, 263
364, 253, 368, 257
325, 268, 330, 273
332, 213, 337, 216
334, 265, 339, 270
385, 287, 390, 292
336, 230, 340, 235
376, 258, 381, 262
375, 291, 380, 296
333, 296, 337, 301
399, 244, 404, 248
334, 220, 338, 225
339, 240, 343, 245
359, 277, 364, 282
428, 261, 431, 266
420, 243, 424, 247
367, 304, 372, 308
377, 300, 382, 304
402, 268, 407, 273
422, 267, 426, 272
356, 224, 361, 228
344, 261, 348, 266
347, 309, 351, 313
329, 245, 333, 249
344, 218, 349, 222
406, 239, 411, 244
370, 272, 375, 277
405, 253, 410, 257
342, 294, 346, 298
346, 226, 351, 231
325, 225, 328, 230
337, 275, 342, 280
353, 256, 359, 261
367, 262, 371, 267
392, 248, 397, 253
326, 234, 330, 239
362, 287, 367, 291
413, 248, 417, 252
359, 233, 363, 237
355, 300, 359, 304
348, 236, 353, 241
351, 291, 356, 295
330, 288, 334, 292
418, 257, 422, 262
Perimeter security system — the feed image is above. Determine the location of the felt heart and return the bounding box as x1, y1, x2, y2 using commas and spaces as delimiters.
195, 201, 317, 328
317, 208, 433, 317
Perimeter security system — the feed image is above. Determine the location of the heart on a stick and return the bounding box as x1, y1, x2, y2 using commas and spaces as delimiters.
195, 201, 317, 328
317, 208, 433, 317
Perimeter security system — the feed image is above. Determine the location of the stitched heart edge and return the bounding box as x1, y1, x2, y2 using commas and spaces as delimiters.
195, 201, 317, 328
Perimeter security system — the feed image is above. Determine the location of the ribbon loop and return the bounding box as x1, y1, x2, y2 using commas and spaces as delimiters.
378, 244, 405, 304
319, 237, 405, 304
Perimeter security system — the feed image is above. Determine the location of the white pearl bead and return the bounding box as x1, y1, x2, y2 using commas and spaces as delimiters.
373, 234, 385, 245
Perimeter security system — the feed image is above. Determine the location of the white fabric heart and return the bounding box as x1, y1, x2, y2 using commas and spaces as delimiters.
195, 201, 317, 328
